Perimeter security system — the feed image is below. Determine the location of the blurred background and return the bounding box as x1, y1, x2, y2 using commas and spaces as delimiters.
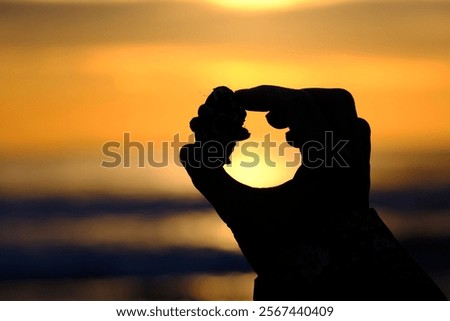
0, 0, 449, 300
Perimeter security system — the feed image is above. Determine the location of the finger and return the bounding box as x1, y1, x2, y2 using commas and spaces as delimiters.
356, 117, 371, 166
234, 85, 299, 112
303, 88, 357, 136
353, 118, 372, 208
179, 143, 260, 221
235, 85, 310, 130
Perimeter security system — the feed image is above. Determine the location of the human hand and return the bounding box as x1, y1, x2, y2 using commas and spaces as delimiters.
180, 85, 371, 215
235, 85, 372, 207
180, 85, 371, 271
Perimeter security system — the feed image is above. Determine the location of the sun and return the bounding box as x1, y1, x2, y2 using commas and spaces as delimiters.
224, 140, 300, 188
225, 154, 298, 188
207, 0, 306, 11
220, 111, 301, 187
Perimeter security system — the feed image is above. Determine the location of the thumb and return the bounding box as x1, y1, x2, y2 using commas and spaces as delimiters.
180, 143, 255, 219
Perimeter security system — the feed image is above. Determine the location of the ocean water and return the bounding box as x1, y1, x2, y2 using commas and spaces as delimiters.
0, 187, 448, 300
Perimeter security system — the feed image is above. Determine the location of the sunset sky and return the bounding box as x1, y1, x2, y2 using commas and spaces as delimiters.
0, 0, 449, 195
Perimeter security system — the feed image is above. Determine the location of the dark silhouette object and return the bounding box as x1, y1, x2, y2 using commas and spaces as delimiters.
180, 85, 447, 300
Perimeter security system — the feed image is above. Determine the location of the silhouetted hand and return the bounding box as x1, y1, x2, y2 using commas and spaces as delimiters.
180, 85, 446, 300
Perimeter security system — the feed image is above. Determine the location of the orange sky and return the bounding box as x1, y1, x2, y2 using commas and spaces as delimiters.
0, 0, 449, 194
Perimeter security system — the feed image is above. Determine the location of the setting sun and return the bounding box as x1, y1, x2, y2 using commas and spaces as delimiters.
206, 0, 348, 11
208, 0, 304, 11
225, 153, 299, 188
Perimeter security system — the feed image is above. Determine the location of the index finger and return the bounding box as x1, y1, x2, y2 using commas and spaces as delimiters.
234, 85, 299, 111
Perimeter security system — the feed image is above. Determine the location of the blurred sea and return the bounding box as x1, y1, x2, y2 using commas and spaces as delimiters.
0, 149, 449, 300
0, 196, 255, 300
0, 190, 448, 300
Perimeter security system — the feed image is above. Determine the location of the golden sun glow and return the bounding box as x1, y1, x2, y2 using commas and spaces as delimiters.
207, 0, 305, 11
223, 111, 300, 188
225, 152, 299, 187
206, 0, 349, 11
1, 1, 449, 194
